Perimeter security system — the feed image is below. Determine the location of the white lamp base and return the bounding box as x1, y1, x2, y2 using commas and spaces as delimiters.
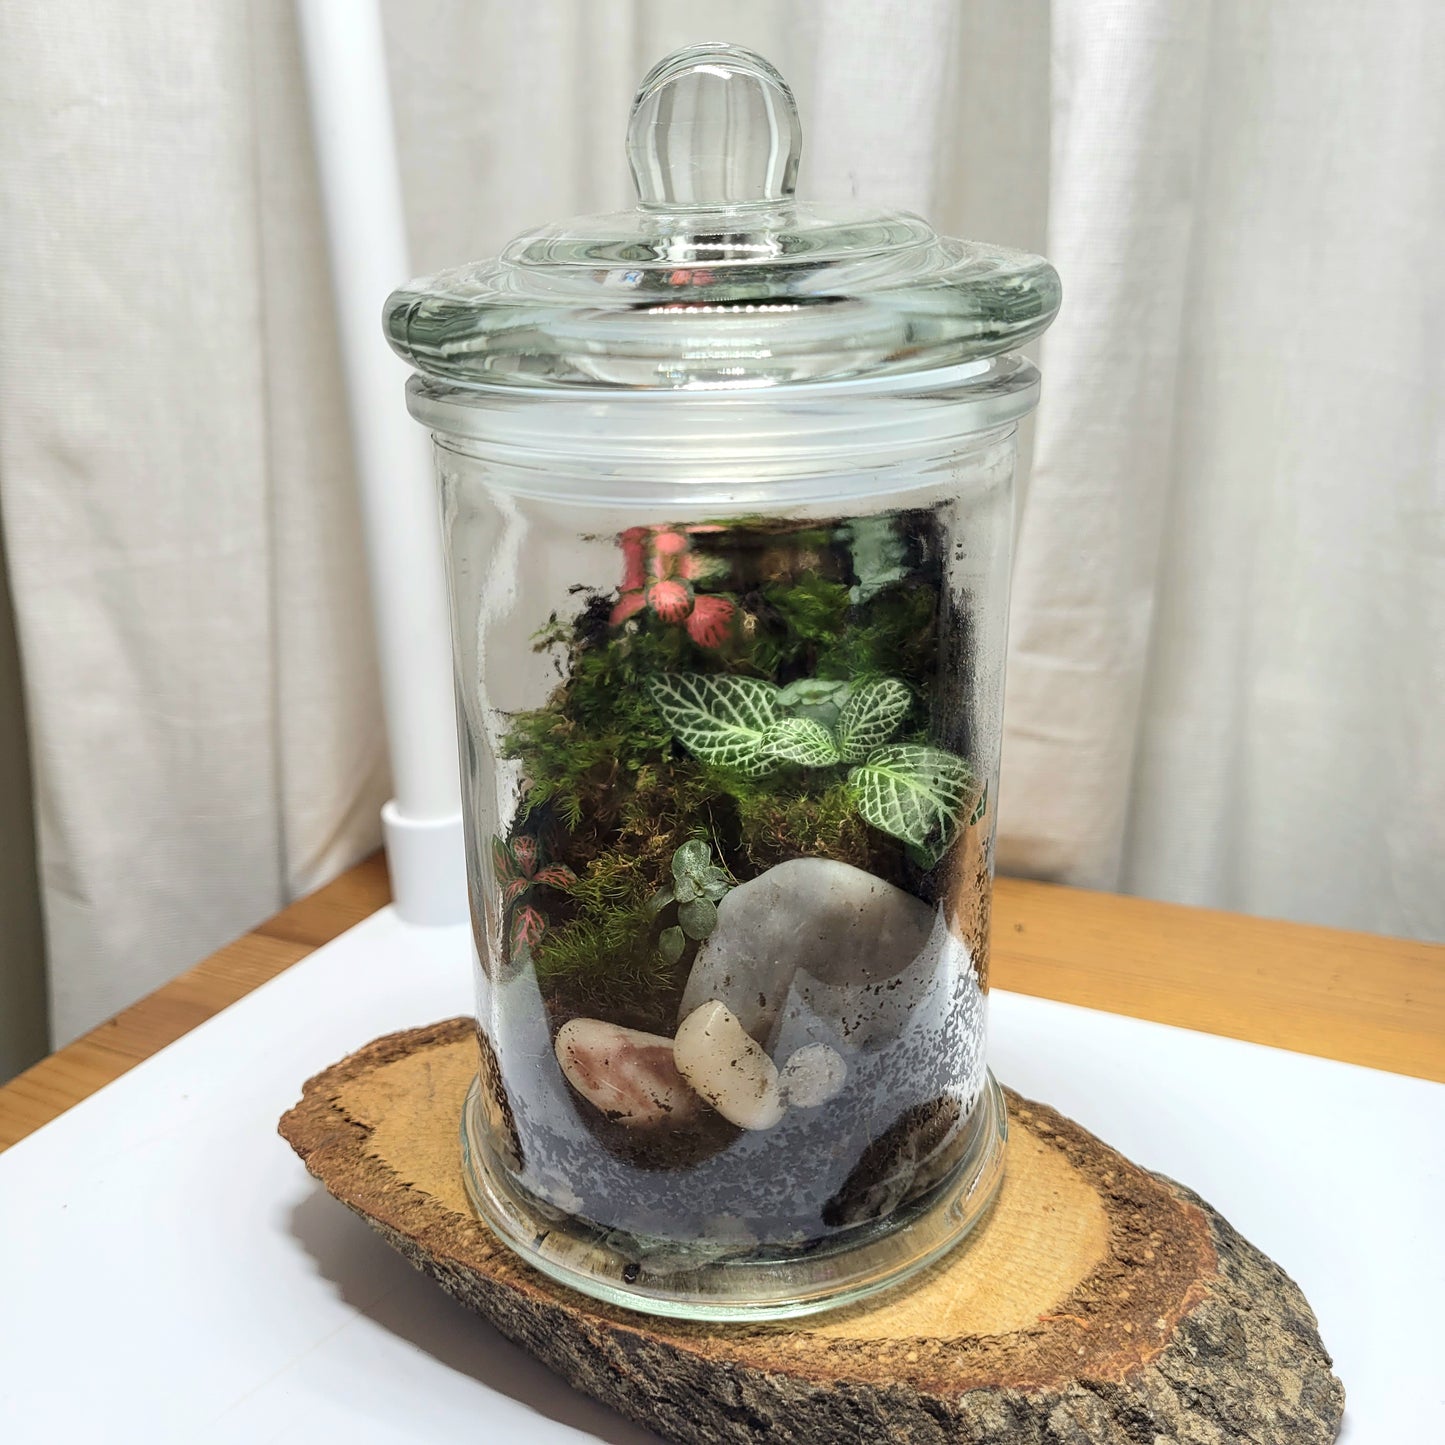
381, 801, 467, 927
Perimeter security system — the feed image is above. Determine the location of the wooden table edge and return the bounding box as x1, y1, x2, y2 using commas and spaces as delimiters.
2, 851, 1440, 1152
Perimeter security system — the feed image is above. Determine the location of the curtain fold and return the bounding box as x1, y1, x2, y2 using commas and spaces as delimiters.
997, 1, 1217, 886
0, 0, 1439, 1044
1002, 0, 1445, 938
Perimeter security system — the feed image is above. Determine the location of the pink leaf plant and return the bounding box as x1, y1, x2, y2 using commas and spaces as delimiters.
509, 904, 547, 958
492, 833, 575, 962
610, 525, 736, 648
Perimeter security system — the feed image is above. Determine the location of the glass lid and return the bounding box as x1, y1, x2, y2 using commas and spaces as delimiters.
385, 43, 1060, 391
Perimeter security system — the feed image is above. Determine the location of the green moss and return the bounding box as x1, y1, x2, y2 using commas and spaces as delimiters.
733, 779, 875, 872
498, 511, 950, 998
816, 582, 939, 683
764, 573, 851, 655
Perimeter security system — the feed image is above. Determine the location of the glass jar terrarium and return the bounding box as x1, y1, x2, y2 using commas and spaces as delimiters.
387, 44, 1059, 1320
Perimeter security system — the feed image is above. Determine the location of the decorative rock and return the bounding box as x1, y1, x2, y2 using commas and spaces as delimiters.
822, 1095, 964, 1228
474, 1024, 524, 1171
555, 1019, 704, 1129
674, 1001, 785, 1131
778, 1043, 847, 1107
679, 857, 937, 1050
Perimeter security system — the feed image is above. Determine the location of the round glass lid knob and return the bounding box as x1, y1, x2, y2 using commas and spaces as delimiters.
626, 43, 802, 210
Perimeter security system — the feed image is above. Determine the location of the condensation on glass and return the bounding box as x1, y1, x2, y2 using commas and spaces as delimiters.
387, 43, 1060, 1321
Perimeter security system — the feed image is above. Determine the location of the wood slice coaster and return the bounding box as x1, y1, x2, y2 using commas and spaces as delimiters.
279, 1019, 1344, 1444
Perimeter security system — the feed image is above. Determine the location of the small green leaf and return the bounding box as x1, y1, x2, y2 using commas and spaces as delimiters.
835, 679, 912, 762
777, 678, 850, 707
678, 897, 718, 940
649, 674, 782, 776
758, 716, 841, 768
845, 515, 909, 602
646, 887, 675, 917
848, 743, 975, 865
674, 874, 700, 904
672, 839, 711, 878
969, 782, 989, 827
658, 926, 686, 965
777, 677, 852, 728
698, 866, 731, 901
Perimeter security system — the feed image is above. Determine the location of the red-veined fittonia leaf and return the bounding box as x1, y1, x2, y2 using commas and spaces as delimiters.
510, 905, 546, 956
509, 834, 538, 878
619, 526, 648, 592
610, 590, 647, 626
685, 594, 735, 649
647, 578, 693, 621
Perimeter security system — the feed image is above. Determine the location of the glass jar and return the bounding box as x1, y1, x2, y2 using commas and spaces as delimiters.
387, 44, 1059, 1321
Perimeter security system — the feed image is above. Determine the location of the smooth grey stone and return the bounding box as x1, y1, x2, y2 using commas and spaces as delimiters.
778, 1043, 848, 1107
679, 857, 937, 1051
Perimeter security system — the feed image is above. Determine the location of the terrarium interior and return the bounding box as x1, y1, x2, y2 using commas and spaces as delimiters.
448, 455, 1013, 1304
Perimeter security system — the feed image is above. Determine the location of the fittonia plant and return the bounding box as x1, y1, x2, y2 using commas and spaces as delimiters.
492, 833, 576, 962
610, 525, 736, 649
649, 839, 733, 966
648, 675, 977, 866
495, 510, 974, 1020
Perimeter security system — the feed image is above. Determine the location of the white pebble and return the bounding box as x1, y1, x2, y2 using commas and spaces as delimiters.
673, 1001, 785, 1131
779, 1043, 847, 1107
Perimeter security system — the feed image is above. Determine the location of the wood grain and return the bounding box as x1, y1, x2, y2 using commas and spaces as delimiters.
991, 879, 1445, 1083
279, 1020, 1345, 1444
2, 850, 1441, 1154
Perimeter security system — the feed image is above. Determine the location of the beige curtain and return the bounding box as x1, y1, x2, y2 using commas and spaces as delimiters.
1, 0, 1440, 1045
1000, 1, 1445, 935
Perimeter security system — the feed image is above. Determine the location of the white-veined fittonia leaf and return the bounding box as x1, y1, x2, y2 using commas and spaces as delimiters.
845, 515, 909, 603
648, 675, 782, 776
969, 782, 989, 827
847, 743, 976, 865
776, 678, 851, 708
834, 678, 912, 762
758, 716, 841, 768
658, 926, 686, 965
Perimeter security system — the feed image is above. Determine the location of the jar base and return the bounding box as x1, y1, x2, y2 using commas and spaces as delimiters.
459, 1072, 1008, 1323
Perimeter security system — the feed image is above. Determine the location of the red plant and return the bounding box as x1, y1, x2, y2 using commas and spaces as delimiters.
610, 525, 736, 647
492, 834, 575, 961
686, 594, 735, 648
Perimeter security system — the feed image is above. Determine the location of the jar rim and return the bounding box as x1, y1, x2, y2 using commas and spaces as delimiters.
408, 356, 1039, 494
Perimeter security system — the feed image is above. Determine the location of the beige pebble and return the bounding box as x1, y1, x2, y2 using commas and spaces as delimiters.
674, 1000, 785, 1131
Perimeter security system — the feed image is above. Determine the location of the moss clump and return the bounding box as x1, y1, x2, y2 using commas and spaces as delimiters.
498, 512, 953, 1019
732, 779, 891, 877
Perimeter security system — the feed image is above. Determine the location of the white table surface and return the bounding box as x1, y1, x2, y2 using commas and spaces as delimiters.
1, 906, 1441, 1444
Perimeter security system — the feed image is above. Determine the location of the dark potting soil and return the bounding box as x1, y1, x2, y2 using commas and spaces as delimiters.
480, 960, 985, 1250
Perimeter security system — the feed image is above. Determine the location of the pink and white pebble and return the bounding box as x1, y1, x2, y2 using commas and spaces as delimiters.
555, 1018, 705, 1129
